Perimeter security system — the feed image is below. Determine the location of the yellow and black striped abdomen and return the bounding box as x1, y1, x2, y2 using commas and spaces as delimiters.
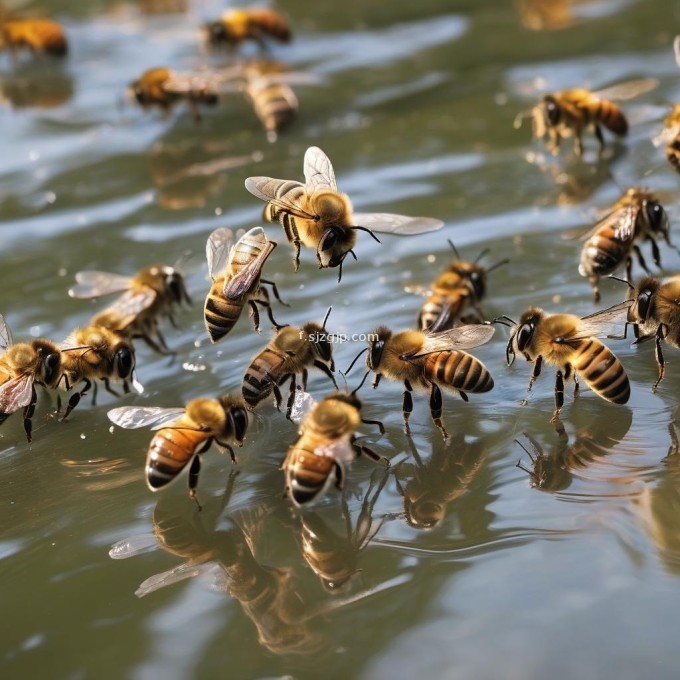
249, 83, 297, 138
146, 427, 208, 490
595, 100, 628, 136
285, 447, 336, 506
203, 280, 244, 343
580, 224, 631, 277
569, 338, 630, 404
242, 348, 286, 407
424, 351, 493, 393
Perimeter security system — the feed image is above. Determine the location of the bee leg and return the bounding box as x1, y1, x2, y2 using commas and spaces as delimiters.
146, 329, 174, 356
301, 368, 309, 392
272, 381, 284, 411
103, 379, 121, 398
372, 373, 382, 389
356, 444, 391, 468
285, 375, 297, 421
188, 455, 203, 511
260, 279, 290, 307
402, 380, 414, 437
589, 276, 600, 304
334, 462, 346, 490
652, 325, 667, 392
313, 360, 338, 389
62, 379, 92, 420
573, 131, 583, 158
22, 386, 37, 444
361, 416, 385, 435
632, 245, 651, 274
648, 236, 661, 268
551, 370, 564, 423
521, 356, 542, 406
216, 440, 238, 464
428, 383, 449, 440
248, 300, 262, 332
593, 124, 605, 158
573, 374, 580, 399
256, 298, 282, 331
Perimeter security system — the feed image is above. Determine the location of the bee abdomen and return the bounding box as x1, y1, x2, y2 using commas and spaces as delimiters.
204, 293, 242, 342
242, 349, 284, 407
427, 351, 494, 393
570, 339, 630, 404
286, 450, 333, 505
597, 101, 628, 136
419, 296, 444, 331
580, 231, 628, 276
251, 85, 297, 135
147, 429, 200, 490
666, 140, 680, 174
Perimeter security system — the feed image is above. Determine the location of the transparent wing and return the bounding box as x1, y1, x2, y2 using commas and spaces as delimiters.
0, 313, 13, 350
576, 300, 634, 338
578, 204, 637, 243
315, 438, 355, 464
353, 213, 444, 235
291, 390, 317, 424
653, 122, 680, 148
107, 406, 186, 429
104, 288, 157, 318
109, 533, 159, 559
0, 373, 35, 414
68, 271, 133, 299
403, 324, 495, 359
244, 176, 315, 220
223, 238, 275, 299
162, 73, 218, 97
248, 71, 325, 87
206, 228, 234, 280
135, 561, 219, 598
303, 146, 337, 193
592, 78, 658, 102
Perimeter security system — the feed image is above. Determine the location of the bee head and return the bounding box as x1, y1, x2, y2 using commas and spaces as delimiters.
645, 200, 669, 236
329, 391, 362, 412
162, 267, 190, 304
204, 21, 230, 45
318, 227, 354, 269
630, 277, 660, 323
404, 498, 444, 529
510, 308, 542, 362
542, 95, 561, 126
130, 80, 148, 106
367, 326, 391, 370
32, 340, 62, 385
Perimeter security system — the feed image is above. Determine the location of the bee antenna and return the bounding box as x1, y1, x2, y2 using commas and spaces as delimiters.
608, 275, 634, 290
447, 239, 461, 260
351, 369, 371, 396
492, 315, 516, 327
474, 248, 491, 264
352, 226, 381, 243
321, 306, 332, 331
486, 258, 510, 273
343, 347, 368, 377
348, 249, 358, 260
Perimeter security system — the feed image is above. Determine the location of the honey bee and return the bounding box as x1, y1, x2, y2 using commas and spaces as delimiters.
622, 274, 680, 391
417, 241, 508, 331
128, 67, 219, 122
653, 104, 680, 175
283, 392, 389, 508
244, 146, 444, 281
579, 187, 673, 302
69, 264, 191, 355
108, 395, 249, 509
515, 78, 657, 157
0, 314, 63, 442
497, 301, 632, 422
204, 226, 285, 344
204, 8, 292, 51
0, 18, 68, 58
346, 325, 495, 439
242, 307, 338, 418
59, 326, 141, 419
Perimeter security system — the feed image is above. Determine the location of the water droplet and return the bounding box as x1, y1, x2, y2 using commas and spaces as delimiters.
80, 433, 86, 440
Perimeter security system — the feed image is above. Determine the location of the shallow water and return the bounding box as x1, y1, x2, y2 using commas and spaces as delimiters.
3, 0, 680, 678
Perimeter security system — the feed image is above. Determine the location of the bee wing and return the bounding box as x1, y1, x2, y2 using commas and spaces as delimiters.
162, 73, 216, 96
653, 122, 680, 148
249, 71, 325, 87
290, 390, 317, 424
674, 35, 680, 69
575, 300, 634, 339
135, 561, 219, 598
104, 288, 157, 319
107, 406, 186, 429
352, 213, 444, 235
222, 238, 275, 299
0, 373, 35, 414
592, 78, 659, 102
244, 176, 316, 220
304, 146, 337, 193
403, 324, 495, 359
574, 204, 637, 243
315, 439, 355, 464
0, 313, 13, 351
109, 533, 159, 559
206, 228, 234, 280
68, 271, 133, 299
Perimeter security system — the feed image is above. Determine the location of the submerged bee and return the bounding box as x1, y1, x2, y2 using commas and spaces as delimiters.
497, 301, 631, 422
347, 325, 495, 439
579, 188, 673, 302
69, 264, 191, 355
204, 226, 285, 344
515, 78, 657, 157
242, 307, 337, 418
59, 326, 141, 419
623, 275, 680, 391
0, 18, 68, 58
108, 395, 249, 509
416, 241, 508, 331
245, 146, 444, 281
128, 67, 220, 122
204, 8, 291, 51
0, 314, 63, 442
283, 392, 389, 507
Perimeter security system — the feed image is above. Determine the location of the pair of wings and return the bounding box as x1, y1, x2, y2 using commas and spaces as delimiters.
245, 146, 444, 235
0, 314, 38, 413
108, 405, 189, 431
554, 301, 633, 343
401, 324, 495, 360
206, 226, 275, 299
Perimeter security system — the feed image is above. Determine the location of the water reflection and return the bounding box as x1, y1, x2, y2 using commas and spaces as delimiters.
0, 65, 73, 109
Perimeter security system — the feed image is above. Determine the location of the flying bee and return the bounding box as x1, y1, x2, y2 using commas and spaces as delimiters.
108, 395, 249, 510
204, 8, 291, 51
514, 78, 657, 157
0, 314, 63, 442
346, 325, 495, 439
68, 264, 191, 355
283, 392, 389, 508
244, 146, 444, 281
496, 301, 632, 423
59, 326, 141, 419
416, 241, 508, 331
578, 187, 674, 302
128, 67, 220, 122
0, 18, 68, 58
653, 104, 680, 175
242, 307, 338, 418
204, 226, 285, 344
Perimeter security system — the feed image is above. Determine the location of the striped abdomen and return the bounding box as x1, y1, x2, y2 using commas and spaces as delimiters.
419, 290, 467, 331
595, 100, 628, 136
568, 338, 630, 404
146, 427, 208, 490
248, 82, 297, 139
423, 351, 493, 393
242, 348, 286, 407
284, 446, 336, 507
579, 224, 631, 277
203, 280, 243, 343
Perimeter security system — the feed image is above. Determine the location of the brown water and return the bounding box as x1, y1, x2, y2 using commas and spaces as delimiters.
3, 1, 680, 678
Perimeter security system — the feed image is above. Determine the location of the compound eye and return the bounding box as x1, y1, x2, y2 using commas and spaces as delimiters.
167, 276, 182, 301
646, 202, 665, 232
44, 353, 61, 383
315, 340, 333, 362
320, 229, 339, 251
115, 348, 133, 379
545, 99, 560, 126
516, 323, 533, 352
229, 408, 248, 441
368, 340, 384, 370
470, 272, 485, 298
637, 291, 652, 322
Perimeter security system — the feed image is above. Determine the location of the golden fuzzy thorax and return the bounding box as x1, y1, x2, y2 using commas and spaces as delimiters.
528, 312, 583, 366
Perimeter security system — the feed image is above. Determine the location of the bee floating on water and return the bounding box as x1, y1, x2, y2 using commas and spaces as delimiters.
245, 146, 444, 281
204, 8, 292, 52
0, 17, 68, 58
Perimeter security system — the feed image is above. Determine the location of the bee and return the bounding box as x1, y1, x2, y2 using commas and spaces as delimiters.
0, 314, 64, 442
108, 395, 249, 510
0, 18, 68, 58
59, 326, 141, 419
204, 8, 292, 51
283, 392, 389, 508
515, 78, 657, 157
579, 188, 673, 302
496, 301, 631, 422
622, 275, 680, 391
68, 264, 191, 355
653, 104, 680, 175
204, 226, 285, 344
242, 307, 338, 418
244, 146, 444, 281
346, 325, 495, 439
417, 241, 508, 331
128, 67, 219, 122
